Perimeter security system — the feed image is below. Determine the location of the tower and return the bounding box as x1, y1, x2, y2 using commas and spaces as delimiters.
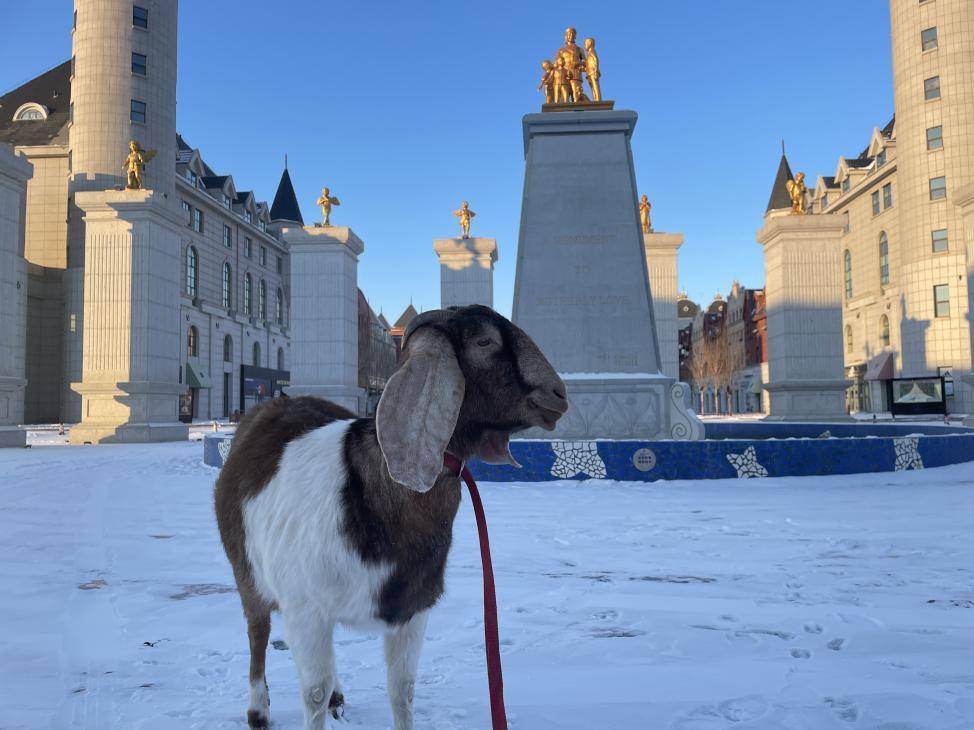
889, 0, 974, 410
64, 0, 178, 421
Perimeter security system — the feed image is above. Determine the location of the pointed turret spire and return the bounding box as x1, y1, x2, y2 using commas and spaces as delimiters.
270, 166, 304, 224
766, 152, 795, 213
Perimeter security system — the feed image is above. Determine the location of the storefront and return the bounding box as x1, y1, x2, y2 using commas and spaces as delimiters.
180, 362, 212, 423
240, 364, 290, 413
888, 376, 947, 417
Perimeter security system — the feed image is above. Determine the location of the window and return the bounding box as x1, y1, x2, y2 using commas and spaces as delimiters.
879, 232, 889, 285
193, 208, 203, 232
845, 325, 853, 354
843, 250, 852, 299
130, 99, 146, 123
223, 334, 233, 362
222, 262, 232, 308
15, 105, 45, 121
222, 193, 231, 209
882, 182, 893, 209
132, 52, 146, 76
277, 347, 285, 371
841, 177, 850, 193
187, 326, 198, 357
877, 148, 887, 167
133, 5, 148, 28
223, 224, 232, 248
252, 342, 261, 367
185, 168, 197, 186
245, 210, 252, 224
921, 27, 938, 51
929, 176, 947, 200
186, 246, 198, 297
843, 210, 850, 233
259, 280, 267, 320
243, 274, 252, 315
181, 200, 191, 224
73, 9, 77, 29
245, 237, 252, 258
821, 193, 829, 209
276, 255, 283, 274
934, 284, 950, 317
924, 76, 941, 100
276, 288, 283, 324
926, 125, 943, 150
932, 228, 948, 253
871, 190, 880, 216
260, 246, 267, 266
880, 315, 890, 347
258, 220, 267, 233
939, 366, 954, 397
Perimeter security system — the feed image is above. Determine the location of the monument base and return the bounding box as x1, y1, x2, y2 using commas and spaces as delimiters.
69, 380, 188, 444
287, 384, 364, 414
762, 379, 851, 421
521, 374, 703, 441
0, 426, 26, 448
542, 100, 615, 112
433, 237, 497, 309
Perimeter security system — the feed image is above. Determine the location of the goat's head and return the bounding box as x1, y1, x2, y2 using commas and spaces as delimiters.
375, 305, 567, 492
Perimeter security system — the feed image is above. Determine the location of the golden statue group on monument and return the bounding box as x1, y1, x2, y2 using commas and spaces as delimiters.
538, 27, 602, 104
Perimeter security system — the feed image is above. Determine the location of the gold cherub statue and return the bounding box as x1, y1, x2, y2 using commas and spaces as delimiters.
453, 201, 476, 239
785, 172, 807, 215
316, 187, 341, 226
584, 37, 601, 102
538, 60, 555, 104
639, 195, 652, 233
123, 140, 156, 190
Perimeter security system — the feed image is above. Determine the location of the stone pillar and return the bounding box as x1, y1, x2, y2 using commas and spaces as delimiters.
756, 213, 850, 420
282, 225, 365, 413
954, 182, 974, 423
643, 232, 683, 380
433, 237, 497, 308
512, 110, 701, 440
69, 189, 188, 443
0, 146, 32, 447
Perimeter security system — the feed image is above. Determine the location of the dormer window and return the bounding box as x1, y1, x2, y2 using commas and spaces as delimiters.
821, 193, 829, 209
258, 220, 267, 233
841, 177, 850, 192
245, 210, 252, 224
185, 169, 197, 186
13, 103, 48, 121
877, 148, 887, 167
222, 193, 231, 209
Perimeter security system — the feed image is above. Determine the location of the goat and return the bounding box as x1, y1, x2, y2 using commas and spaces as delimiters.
215, 305, 567, 730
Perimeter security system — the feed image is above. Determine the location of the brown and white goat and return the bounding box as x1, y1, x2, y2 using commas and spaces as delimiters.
215, 305, 567, 730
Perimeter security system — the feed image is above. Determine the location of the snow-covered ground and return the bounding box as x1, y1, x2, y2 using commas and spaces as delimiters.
2, 441, 973, 729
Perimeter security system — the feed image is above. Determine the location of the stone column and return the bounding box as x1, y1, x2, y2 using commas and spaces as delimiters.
643, 232, 683, 380
282, 225, 365, 413
69, 189, 188, 444
433, 237, 497, 308
0, 146, 32, 447
756, 213, 850, 420
954, 182, 974, 423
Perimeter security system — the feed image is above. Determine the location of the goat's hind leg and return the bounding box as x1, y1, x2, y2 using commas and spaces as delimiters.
384, 610, 429, 730
283, 609, 339, 730
245, 609, 271, 729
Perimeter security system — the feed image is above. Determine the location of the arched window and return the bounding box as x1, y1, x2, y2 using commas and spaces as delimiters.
223, 334, 233, 362
186, 246, 198, 297
845, 324, 853, 354
879, 233, 889, 286
243, 273, 252, 315
880, 315, 890, 347
222, 262, 232, 308
259, 279, 267, 320
252, 341, 261, 367
276, 288, 283, 325
277, 347, 284, 371
187, 325, 198, 357
843, 250, 852, 299
13, 103, 47, 121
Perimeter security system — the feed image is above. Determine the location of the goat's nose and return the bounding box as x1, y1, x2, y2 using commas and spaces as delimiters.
552, 386, 566, 401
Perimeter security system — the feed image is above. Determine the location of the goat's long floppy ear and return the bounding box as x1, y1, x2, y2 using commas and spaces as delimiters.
376, 328, 464, 493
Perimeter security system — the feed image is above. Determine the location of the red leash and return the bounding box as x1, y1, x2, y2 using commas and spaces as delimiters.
444, 454, 508, 730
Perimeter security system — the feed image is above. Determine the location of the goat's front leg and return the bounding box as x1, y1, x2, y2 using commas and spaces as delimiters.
384, 610, 429, 730
282, 608, 338, 730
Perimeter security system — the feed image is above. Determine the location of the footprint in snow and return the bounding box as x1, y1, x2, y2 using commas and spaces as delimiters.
823, 696, 859, 722
804, 622, 823, 634
827, 638, 845, 651
790, 648, 811, 659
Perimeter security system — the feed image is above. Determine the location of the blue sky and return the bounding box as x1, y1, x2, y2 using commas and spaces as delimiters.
1, 1, 893, 319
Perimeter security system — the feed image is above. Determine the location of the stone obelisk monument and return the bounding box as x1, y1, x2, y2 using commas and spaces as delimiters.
512, 29, 701, 440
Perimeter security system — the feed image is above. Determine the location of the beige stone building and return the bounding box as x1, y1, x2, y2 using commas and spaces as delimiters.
793, 0, 974, 415
0, 0, 302, 426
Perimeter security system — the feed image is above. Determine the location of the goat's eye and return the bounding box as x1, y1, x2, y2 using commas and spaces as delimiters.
476, 337, 492, 347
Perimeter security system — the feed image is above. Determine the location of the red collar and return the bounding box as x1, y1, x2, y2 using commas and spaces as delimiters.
443, 452, 464, 476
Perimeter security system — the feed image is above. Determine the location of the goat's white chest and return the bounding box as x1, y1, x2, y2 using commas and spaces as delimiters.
241, 420, 392, 625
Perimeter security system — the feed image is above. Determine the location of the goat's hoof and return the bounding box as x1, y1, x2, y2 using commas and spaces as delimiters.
329, 690, 345, 719
247, 708, 269, 728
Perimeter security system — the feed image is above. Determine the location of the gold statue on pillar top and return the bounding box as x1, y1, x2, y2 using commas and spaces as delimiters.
785, 172, 807, 215
537, 60, 555, 104
123, 140, 156, 190
639, 195, 652, 233
540, 27, 607, 107
316, 187, 341, 226
453, 201, 476, 239
584, 37, 601, 102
